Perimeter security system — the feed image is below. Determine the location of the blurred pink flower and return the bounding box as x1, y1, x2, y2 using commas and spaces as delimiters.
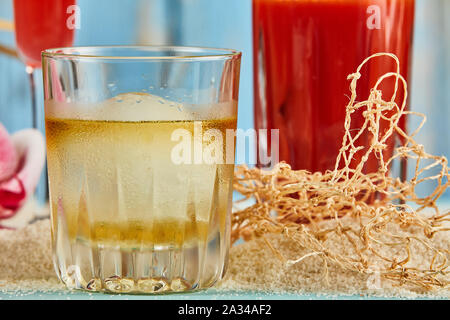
0, 125, 45, 223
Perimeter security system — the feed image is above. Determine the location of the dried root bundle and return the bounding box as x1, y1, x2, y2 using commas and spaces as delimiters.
232, 53, 450, 291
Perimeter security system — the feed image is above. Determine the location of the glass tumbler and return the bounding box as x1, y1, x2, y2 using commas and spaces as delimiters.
42, 46, 241, 293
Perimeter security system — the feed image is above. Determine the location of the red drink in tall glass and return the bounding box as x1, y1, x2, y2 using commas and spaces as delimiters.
14, 0, 76, 68
253, 0, 415, 173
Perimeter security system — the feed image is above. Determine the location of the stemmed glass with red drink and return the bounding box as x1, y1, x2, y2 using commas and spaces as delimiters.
13, 0, 77, 201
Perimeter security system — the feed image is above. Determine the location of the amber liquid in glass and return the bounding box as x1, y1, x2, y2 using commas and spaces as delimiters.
46, 111, 236, 293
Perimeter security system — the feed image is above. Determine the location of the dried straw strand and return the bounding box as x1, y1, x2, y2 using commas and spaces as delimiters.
232, 53, 450, 291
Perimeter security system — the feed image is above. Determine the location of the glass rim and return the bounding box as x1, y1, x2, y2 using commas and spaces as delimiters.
42, 45, 242, 61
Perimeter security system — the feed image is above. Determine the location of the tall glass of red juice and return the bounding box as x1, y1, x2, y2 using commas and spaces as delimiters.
253, 0, 415, 174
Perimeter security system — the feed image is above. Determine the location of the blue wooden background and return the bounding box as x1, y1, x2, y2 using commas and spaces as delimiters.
0, 0, 448, 200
